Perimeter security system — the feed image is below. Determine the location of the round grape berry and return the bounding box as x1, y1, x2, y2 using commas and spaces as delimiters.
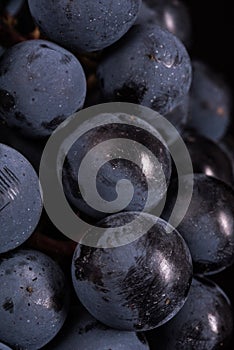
163, 174, 234, 274
97, 24, 192, 115
147, 277, 233, 349
0, 249, 70, 349
0, 39, 86, 138
28, 0, 142, 53
72, 212, 192, 331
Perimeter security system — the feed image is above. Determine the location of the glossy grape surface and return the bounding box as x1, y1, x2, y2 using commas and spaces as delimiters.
147, 277, 233, 349
163, 174, 234, 274
72, 212, 192, 331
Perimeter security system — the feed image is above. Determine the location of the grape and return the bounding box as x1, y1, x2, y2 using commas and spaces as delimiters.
0, 39, 86, 138
4, 0, 24, 16
62, 112, 171, 220
163, 174, 234, 275
97, 24, 192, 115
188, 60, 231, 141
182, 132, 233, 186
0, 143, 42, 254
163, 94, 189, 137
28, 0, 142, 53
135, 2, 156, 25
0, 343, 12, 350
139, 0, 191, 47
0, 249, 70, 350
72, 212, 192, 331
147, 276, 233, 349
1, 2, 234, 348
43, 300, 150, 350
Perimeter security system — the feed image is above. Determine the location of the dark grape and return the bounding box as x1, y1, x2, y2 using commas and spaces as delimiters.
182, 132, 233, 186
163, 174, 234, 275
62, 113, 171, 220
0, 143, 42, 254
163, 94, 189, 138
147, 276, 233, 350
0, 249, 70, 350
43, 300, 150, 350
135, 2, 156, 25
97, 24, 192, 115
28, 0, 142, 53
188, 60, 231, 141
0, 39, 86, 138
4, 0, 24, 16
0, 343, 12, 350
139, 0, 191, 46
72, 212, 192, 331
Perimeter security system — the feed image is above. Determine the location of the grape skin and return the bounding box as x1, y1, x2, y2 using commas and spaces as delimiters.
0, 39, 86, 138
97, 24, 192, 115
0, 343, 12, 350
143, 0, 192, 47
28, 0, 142, 53
183, 132, 234, 187
0, 143, 43, 254
42, 301, 150, 350
72, 212, 192, 332
62, 113, 172, 220
163, 174, 234, 275
0, 249, 70, 349
147, 277, 233, 349
188, 61, 231, 141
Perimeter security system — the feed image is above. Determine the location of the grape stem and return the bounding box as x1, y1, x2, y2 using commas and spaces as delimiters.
26, 230, 77, 259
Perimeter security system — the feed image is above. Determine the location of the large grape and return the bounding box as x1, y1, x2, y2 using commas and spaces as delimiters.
62, 112, 171, 220
72, 212, 192, 331
97, 24, 192, 115
28, 0, 142, 53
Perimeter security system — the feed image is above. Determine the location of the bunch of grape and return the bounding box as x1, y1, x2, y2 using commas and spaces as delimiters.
0, 1, 234, 349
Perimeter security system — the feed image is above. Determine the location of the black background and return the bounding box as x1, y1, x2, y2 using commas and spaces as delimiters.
187, 2, 234, 347
187, 1, 234, 91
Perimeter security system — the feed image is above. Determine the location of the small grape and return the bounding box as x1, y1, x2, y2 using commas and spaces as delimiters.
0, 39, 86, 138
0, 249, 70, 349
